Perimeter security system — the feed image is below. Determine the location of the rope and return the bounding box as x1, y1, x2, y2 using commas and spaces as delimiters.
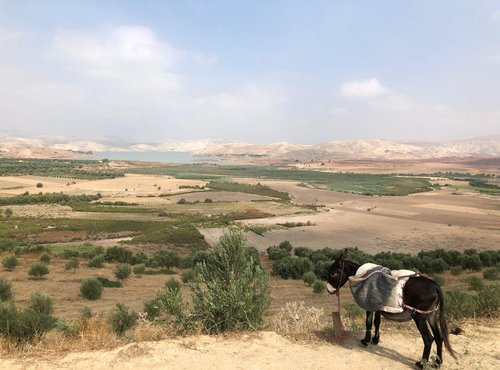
403, 303, 439, 315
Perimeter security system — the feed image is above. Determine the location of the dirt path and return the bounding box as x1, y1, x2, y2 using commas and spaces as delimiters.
2, 322, 498, 370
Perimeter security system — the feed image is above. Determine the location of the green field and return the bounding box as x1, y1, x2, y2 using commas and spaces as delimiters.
130, 164, 433, 196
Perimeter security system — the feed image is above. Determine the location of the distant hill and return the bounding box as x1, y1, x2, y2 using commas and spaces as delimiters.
0, 135, 499, 160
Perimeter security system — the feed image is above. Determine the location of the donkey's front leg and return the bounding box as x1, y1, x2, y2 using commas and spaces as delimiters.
361, 311, 373, 346
371, 311, 381, 344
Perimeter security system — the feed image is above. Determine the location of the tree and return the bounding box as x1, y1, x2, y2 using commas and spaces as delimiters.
28, 263, 49, 280
114, 263, 131, 281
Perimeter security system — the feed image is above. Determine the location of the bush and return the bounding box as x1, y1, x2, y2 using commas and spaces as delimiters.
177, 198, 187, 204
80, 277, 103, 300
65, 257, 79, 272
36, 182, 43, 188
146, 250, 180, 268
445, 290, 476, 320
483, 268, 498, 281
143, 299, 161, 320
266, 246, 290, 260
39, 252, 51, 264
96, 276, 122, 288
312, 280, 325, 295
0, 300, 56, 343
463, 255, 482, 271
475, 285, 500, 318
181, 269, 197, 283
2, 254, 19, 271
108, 303, 138, 335
294, 247, 313, 258
0, 277, 12, 302
465, 276, 484, 291
272, 257, 313, 279
87, 254, 105, 268
28, 292, 54, 315
133, 263, 145, 277
28, 263, 49, 279
302, 271, 317, 287
165, 278, 181, 292
114, 263, 132, 281
104, 246, 133, 264
450, 266, 463, 276
190, 229, 270, 333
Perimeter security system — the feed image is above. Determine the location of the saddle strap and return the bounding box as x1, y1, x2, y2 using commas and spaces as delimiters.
402, 304, 439, 315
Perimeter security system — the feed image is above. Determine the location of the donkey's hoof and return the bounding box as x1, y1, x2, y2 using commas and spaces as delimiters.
371, 337, 379, 345
415, 361, 424, 369
360, 339, 369, 347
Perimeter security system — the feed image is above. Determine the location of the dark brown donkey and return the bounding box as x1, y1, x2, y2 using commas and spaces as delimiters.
326, 250, 456, 369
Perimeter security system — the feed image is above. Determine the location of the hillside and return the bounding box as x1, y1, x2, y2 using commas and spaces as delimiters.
1, 323, 498, 370
1, 135, 499, 161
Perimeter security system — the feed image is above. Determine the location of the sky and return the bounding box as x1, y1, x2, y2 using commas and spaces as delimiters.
0, 0, 499, 144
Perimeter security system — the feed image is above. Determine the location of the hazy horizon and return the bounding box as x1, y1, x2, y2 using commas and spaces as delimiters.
1, 1, 499, 144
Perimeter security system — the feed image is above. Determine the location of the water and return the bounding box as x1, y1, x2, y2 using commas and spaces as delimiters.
93, 151, 230, 164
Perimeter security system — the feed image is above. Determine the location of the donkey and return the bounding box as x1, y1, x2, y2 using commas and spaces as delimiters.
326, 250, 456, 369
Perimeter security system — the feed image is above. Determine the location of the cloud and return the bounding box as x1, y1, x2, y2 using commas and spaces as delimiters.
0, 28, 26, 45
329, 106, 348, 116
369, 93, 415, 112
492, 10, 500, 21
340, 78, 390, 99
52, 26, 184, 92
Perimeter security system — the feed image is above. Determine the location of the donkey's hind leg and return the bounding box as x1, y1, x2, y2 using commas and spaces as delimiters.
429, 314, 443, 366
361, 311, 373, 346
414, 314, 434, 369
371, 311, 381, 344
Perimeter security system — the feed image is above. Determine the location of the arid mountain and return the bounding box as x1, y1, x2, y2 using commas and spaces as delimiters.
0, 135, 498, 160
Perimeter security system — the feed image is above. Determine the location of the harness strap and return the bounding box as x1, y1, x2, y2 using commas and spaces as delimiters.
402, 304, 439, 315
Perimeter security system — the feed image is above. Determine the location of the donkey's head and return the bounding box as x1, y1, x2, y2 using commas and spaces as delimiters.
326, 248, 350, 295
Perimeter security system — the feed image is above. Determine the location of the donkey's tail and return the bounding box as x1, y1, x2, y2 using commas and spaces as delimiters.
437, 286, 457, 359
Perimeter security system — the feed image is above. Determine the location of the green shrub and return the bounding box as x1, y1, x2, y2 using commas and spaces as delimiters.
65, 257, 79, 272
302, 271, 317, 287
104, 246, 133, 264
465, 276, 484, 291
79, 306, 93, 321
153, 283, 187, 330
87, 255, 105, 268
344, 303, 364, 330
266, 246, 290, 260
164, 278, 181, 292
294, 247, 313, 258
450, 266, 463, 276
181, 269, 197, 283
108, 303, 138, 335
272, 256, 313, 279
28, 292, 54, 315
190, 229, 270, 333
445, 290, 476, 320
0, 277, 12, 302
80, 278, 103, 300
96, 276, 122, 288
2, 254, 19, 271
483, 268, 498, 281
312, 280, 325, 295
475, 285, 500, 318
463, 255, 482, 271
146, 250, 180, 268
114, 263, 132, 281
133, 263, 145, 277
28, 263, 49, 279
39, 252, 51, 264
0, 300, 56, 343
177, 198, 187, 204
143, 299, 161, 320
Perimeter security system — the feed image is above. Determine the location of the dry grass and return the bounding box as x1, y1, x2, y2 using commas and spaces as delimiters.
270, 301, 324, 341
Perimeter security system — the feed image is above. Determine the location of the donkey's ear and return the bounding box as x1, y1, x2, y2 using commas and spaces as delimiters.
341, 248, 348, 259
